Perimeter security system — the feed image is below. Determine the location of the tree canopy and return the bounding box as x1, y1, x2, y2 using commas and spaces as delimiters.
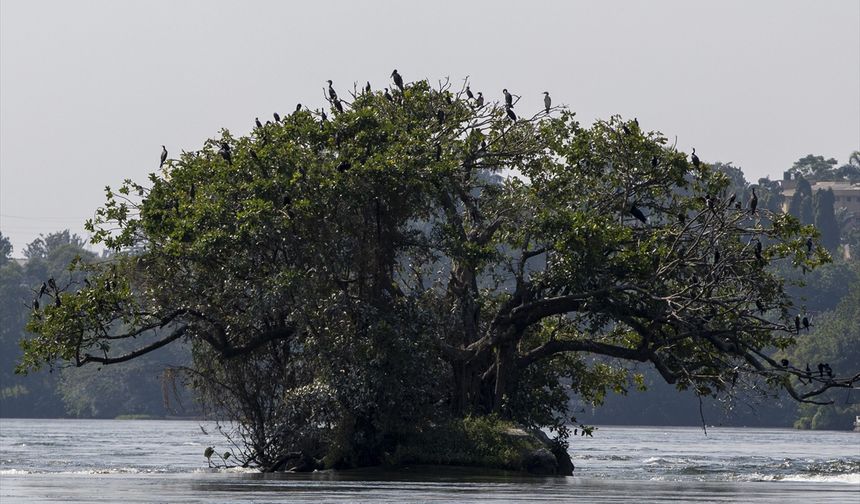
17, 77, 859, 469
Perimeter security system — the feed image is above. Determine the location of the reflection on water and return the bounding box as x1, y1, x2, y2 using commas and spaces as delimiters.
1, 419, 858, 503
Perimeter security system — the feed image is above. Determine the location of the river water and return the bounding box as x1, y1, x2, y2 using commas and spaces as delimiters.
0, 419, 857, 503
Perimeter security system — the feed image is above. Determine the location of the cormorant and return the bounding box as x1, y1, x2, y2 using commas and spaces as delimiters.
824, 364, 833, 379
327, 80, 338, 101
629, 203, 648, 224
274, 112, 281, 123
754, 240, 763, 262
48, 278, 57, 291
475, 92, 484, 108
691, 148, 700, 168
780, 358, 789, 368
33, 298, 39, 311
38, 282, 47, 298
802, 316, 810, 331
633, 117, 639, 129
391, 69, 404, 91
219, 142, 232, 164
678, 212, 686, 225
749, 187, 758, 215
365, 81, 372, 93
437, 110, 445, 124
320, 109, 327, 122
623, 125, 631, 135
337, 161, 351, 173
713, 248, 720, 265
503, 89, 513, 108
466, 86, 474, 100
384, 88, 393, 102
249, 149, 259, 163
651, 156, 659, 168
817, 363, 824, 377
505, 106, 517, 122
255, 117, 263, 129
756, 299, 766, 315
54, 295, 61, 307
543, 91, 551, 113
296, 103, 302, 112
435, 143, 442, 161
334, 100, 344, 113
160, 145, 168, 168
794, 314, 801, 333
806, 237, 813, 254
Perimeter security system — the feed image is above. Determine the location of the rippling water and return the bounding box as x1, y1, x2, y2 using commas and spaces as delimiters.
1, 419, 857, 503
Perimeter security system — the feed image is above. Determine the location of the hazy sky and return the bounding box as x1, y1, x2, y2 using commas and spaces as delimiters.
1, 0, 858, 255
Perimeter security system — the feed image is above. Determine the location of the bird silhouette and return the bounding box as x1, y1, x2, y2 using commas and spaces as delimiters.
38, 282, 47, 298
802, 316, 810, 331
755, 300, 766, 315
255, 117, 263, 129
365, 81, 371, 93
327, 80, 338, 101
503, 89, 513, 108
273, 112, 281, 123
160, 146, 168, 168
391, 69, 404, 91
466, 86, 474, 100
817, 363, 824, 377
794, 314, 801, 333
691, 148, 700, 168
505, 106, 517, 122
629, 204, 648, 224
780, 358, 789, 368
437, 110, 445, 124
754, 240, 764, 262
48, 278, 57, 291
384, 88, 393, 102
806, 237, 813, 255
296, 103, 302, 112
334, 100, 344, 113
651, 156, 659, 168
475, 92, 484, 108
543, 91, 551, 113
33, 298, 39, 311
219, 142, 232, 165
435, 143, 442, 161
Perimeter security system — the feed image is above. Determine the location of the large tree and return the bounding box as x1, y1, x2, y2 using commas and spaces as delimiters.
17, 77, 858, 469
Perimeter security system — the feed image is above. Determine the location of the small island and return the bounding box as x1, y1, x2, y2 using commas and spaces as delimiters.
16, 75, 858, 473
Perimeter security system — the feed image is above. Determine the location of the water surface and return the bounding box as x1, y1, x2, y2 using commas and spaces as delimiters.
1, 419, 857, 503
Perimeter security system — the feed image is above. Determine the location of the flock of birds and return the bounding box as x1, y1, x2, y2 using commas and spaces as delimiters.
146, 70, 832, 384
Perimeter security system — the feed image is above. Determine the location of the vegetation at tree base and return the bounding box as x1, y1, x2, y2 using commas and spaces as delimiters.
8, 77, 860, 472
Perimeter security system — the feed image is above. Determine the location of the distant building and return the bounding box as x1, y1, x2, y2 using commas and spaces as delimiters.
778, 172, 860, 231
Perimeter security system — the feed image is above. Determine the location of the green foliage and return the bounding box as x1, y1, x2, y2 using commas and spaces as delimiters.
784, 260, 860, 430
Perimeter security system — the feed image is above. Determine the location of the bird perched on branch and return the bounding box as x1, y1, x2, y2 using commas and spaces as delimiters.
475, 92, 484, 108
384, 88, 393, 102
802, 316, 810, 331
466, 86, 474, 100
160, 146, 168, 168
629, 203, 648, 224
365, 81, 372, 94
327, 80, 338, 101
503, 88, 513, 108
219, 142, 232, 165
691, 148, 700, 169
543, 92, 551, 113
391, 69, 404, 91
505, 106, 517, 122
273, 112, 281, 123
794, 314, 801, 333
255, 117, 263, 129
